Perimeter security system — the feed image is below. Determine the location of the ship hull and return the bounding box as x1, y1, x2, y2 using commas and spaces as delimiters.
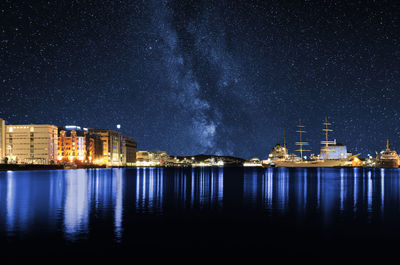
271, 159, 348, 168
376, 160, 399, 168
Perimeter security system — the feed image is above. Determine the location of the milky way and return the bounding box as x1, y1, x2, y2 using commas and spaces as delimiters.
1, 0, 399, 158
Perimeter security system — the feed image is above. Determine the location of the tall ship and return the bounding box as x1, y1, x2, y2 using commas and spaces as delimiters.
376, 140, 399, 168
267, 118, 357, 167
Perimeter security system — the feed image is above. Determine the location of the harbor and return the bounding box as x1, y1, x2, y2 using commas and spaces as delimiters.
0, 117, 399, 170
2, 1, 399, 264
1, 166, 400, 264
255, 118, 399, 169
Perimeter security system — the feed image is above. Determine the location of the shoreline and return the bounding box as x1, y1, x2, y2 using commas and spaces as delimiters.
0, 164, 398, 171
0, 164, 107, 171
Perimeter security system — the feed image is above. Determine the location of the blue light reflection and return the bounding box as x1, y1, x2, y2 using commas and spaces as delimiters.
0, 167, 399, 242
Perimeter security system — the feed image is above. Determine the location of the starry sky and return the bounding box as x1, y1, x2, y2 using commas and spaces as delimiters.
1, 0, 399, 159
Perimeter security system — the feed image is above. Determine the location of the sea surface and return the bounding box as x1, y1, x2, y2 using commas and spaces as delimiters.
1, 167, 400, 264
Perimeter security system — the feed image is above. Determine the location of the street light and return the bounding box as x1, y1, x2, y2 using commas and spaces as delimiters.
116, 124, 122, 166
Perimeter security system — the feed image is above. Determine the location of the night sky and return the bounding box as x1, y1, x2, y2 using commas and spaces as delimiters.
1, 0, 399, 159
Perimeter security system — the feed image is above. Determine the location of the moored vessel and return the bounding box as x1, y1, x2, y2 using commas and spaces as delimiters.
265, 118, 357, 168
243, 157, 263, 167
376, 140, 399, 168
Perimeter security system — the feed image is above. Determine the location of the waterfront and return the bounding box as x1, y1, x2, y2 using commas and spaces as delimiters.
2, 167, 400, 264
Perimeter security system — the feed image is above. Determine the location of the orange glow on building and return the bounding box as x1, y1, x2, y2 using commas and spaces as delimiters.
352, 157, 361, 167
58, 129, 86, 163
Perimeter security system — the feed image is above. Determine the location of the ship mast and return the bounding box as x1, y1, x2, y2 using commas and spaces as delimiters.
295, 119, 310, 161
283, 128, 286, 149
386, 139, 390, 150
321, 117, 335, 159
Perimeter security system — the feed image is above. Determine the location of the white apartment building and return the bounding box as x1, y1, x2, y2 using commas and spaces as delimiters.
6, 124, 58, 164
0, 118, 5, 162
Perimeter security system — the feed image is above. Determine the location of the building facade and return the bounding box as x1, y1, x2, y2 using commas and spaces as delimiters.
122, 136, 137, 166
57, 126, 87, 163
89, 129, 123, 166
0, 118, 5, 163
87, 133, 104, 164
136, 151, 150, 164
58, 126, 105, 164
5, 124, 58, 164
136, 150, 169, 166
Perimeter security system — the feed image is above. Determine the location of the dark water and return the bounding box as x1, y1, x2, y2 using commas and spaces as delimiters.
1, 167, 400, 264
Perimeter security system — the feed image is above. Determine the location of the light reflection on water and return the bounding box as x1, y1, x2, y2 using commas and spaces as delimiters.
113, 169, 123, 242
242, 167, 400, 224
1, 167, 400, 242
64, 170, 90, 240
136, 167, 164, 214
191, 168, 224, 209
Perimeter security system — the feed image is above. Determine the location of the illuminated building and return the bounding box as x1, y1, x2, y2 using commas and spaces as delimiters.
150, 151, 169, 164
192, 157, 225, 167
0, 118, 5, 163
88, 133, 104, 164
58, 126, 105, 164
88, 129, 123, 166
5, 124, 58, 164
57, 126, 87, 163
122, 136, 137, 166
136, 151, 150, 166
136, 151, 169, 166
